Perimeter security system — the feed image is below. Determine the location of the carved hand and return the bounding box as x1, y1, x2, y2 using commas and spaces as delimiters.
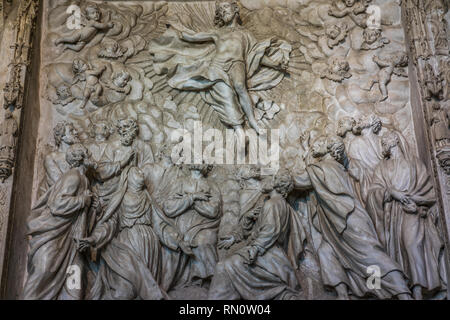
75, 237, 94, 253
192, 192, 211, 202
243, 245, 259, 265
83, 190, 93, 207
91, 194, 100, 210
218, 235, 236, 250
390, 189, 408, 203
179, 240, 195, 257
278, 60, 289, 72
120, 150, 135, 168
401, 197, 418, 214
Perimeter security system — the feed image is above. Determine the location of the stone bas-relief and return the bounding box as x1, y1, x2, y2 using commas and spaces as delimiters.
19, 0, 450, 300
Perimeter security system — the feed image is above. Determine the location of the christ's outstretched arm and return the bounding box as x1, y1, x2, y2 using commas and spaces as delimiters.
181, 31, 217, 43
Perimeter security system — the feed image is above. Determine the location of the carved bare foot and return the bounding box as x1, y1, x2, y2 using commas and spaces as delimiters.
335, 283, 350, 300
412, 286, 423, 300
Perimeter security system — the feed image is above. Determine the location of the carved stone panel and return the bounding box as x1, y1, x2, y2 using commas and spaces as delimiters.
0, 0, 449, 300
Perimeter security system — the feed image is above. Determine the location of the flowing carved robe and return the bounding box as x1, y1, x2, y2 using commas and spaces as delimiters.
43, 151, 71, 192
94, 139, 154, 211
88, 167, 177, 300
366, 156, 447, 292
347, 132, 383, 203
150, 28, 291, 127
208, 195, 305, 300
161, 173, 222, 290
23, 168, 90, 300
295, 158, 410, 299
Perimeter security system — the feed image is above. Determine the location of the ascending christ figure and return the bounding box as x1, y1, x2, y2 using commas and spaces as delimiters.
150, 1, 291, 134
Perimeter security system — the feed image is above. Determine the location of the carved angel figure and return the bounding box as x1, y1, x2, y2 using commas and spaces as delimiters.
328, 0, 372, 28
55, 4, 114, 52
80, 63, 106, 109
325, 23, 349, 49
149, 0, 291, 134
321, 56, 352, 82
366, 51, 409, 101
361, 28, 390, 51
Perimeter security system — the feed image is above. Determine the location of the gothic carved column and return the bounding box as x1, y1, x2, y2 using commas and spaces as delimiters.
402, 0, 450, 289
0, 0, 39, 297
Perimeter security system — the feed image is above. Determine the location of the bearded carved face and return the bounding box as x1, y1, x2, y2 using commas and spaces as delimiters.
381, 135, 399, 158
311, 137, 328, 158
336, 117, 355, 137
117, 120, 138, 146
93, 122, 111, 141
328, 141, 346, 164
217, 2, 238, 24
371, 119, 382, 134
62, 124, 80, 145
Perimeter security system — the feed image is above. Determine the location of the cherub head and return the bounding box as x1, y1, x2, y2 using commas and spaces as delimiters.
363, 28, 381, 45
329, 57, 350, 76
215, 1, 241, 27
393, 52, 409, 67
72, 59, 88, 76
326, 25, 341, 40
112, 70, 131, 88
343, 0, 357, 7
98, 38, 124, 59
85, 4, 101, 22
56, 85, 72, 100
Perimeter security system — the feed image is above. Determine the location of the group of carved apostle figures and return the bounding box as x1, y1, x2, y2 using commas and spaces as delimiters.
21, 113, 447, 300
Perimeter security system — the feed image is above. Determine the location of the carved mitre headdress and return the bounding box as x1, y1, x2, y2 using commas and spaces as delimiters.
214, 0, 242, 27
